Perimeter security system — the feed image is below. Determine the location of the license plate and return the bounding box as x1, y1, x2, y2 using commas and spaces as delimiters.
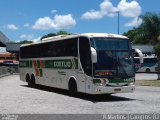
114, 88, 121, 92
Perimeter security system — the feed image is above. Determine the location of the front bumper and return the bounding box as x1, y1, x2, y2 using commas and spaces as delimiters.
91, 85, 135, 94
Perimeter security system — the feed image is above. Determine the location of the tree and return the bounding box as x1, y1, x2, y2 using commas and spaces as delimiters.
140, 12, 160, 79
140, 13, 160, 44
124, 12, 160, 79
123, 27, 149, 44
40, 33, 57, 40
40, 31, 71, 40
18, 40, 33, 44
56, 30, 71, 35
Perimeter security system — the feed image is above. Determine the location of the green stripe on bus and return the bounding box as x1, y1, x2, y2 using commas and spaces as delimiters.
39, 69, 43, 77
109, 79, 127, 83
45, 59, 78, 69
19, 61, 32, 68
109, 78, 134, 83
30, 61, 32, 67
36, 60, 40, 68
93, 78, 134, 84
19, 58, 78, 69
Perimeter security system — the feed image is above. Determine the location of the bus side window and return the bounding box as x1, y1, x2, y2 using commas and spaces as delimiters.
65, 38, 78, 57
46, 39, 78, 57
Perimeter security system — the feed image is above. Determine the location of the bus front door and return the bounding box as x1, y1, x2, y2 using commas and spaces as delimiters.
77, 71, 86, 93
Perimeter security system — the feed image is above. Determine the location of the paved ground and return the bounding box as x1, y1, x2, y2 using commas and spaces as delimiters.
135, 73, 157, 80
0, 74, 160, 115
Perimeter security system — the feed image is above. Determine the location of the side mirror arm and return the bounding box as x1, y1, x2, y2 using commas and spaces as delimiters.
133, 48, 143, 63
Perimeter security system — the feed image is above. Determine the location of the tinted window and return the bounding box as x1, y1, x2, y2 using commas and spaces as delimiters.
79, 37, 92, 76
20, 38, 78, 58
144, 58, 157, 63
90, 38, 130, 50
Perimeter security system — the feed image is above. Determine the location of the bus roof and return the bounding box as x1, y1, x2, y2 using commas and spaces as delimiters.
81, 33, 128, 39
21, 33, 128, 47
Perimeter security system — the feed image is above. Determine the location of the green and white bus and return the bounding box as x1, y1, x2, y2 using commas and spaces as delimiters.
19, 33, 143, 95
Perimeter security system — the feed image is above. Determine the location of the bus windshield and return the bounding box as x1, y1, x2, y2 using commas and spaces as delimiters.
90, 38, 134, 78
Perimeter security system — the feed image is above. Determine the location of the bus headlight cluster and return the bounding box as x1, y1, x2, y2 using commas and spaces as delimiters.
93, 79, 109, 86
129, 82, 134, 85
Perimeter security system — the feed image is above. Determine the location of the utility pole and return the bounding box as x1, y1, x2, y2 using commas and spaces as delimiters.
117, 11, 120, 34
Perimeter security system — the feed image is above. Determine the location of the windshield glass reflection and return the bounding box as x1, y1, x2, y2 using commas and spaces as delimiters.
90, 38, 134, 78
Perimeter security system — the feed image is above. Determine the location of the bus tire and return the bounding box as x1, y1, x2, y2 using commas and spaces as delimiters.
146, 68, 150, 73
30, 74, 36, 88
26, 74, 30, 83
27, 74, 35, 88
68, 78, 77, 97
106, 94, 111, 97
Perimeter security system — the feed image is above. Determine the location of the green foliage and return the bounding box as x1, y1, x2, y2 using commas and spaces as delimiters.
40, 31, 71, 40
124, 12, 160, 46
124, 12, 160, 80
123, 28, 149, 44
18, 40, 33, 44
56, 30, 71, 35
40, 33, 57, 40
154, 43, 160, 53
139, 12, 160, 45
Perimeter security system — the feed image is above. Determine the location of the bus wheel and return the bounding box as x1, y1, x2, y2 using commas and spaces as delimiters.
68, 79, 77, 97
26, 74, 30, 83
106, 94, 111, 97
146, 68, 150, 73
27, 74, 35, 88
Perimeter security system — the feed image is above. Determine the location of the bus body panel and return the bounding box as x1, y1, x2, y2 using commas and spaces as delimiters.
20, 65, 135, 94
20, 57, 81, 89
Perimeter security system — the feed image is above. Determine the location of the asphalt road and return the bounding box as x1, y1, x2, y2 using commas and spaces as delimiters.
0, 74, 160, 114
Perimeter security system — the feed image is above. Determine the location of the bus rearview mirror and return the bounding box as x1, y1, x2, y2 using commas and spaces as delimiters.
91, 47, 97, 63
133, 48, 143, 63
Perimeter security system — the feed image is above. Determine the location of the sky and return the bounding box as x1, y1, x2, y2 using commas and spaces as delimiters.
0, 0, 159, 42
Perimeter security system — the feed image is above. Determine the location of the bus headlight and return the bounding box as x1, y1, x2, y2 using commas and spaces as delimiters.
129, 82, 134, 85
93, 79, 109, 86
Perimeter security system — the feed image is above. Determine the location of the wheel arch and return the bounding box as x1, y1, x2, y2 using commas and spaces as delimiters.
26, 72, 36, 83
68, 76, 78, 91
146, 68, 151, 73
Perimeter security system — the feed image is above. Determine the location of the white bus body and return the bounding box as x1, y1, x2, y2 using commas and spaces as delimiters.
134, 56, 157, 73
19, 33, 142, 95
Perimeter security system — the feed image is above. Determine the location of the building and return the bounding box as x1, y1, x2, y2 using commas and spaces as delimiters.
0, 52, 18, 65
0, 31, 21, 53
0, 31, 18, 65
0, 31, 10, 47
6, 43, 22, 53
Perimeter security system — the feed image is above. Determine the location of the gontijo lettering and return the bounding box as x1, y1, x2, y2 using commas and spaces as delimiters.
54, 61, 71, 68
